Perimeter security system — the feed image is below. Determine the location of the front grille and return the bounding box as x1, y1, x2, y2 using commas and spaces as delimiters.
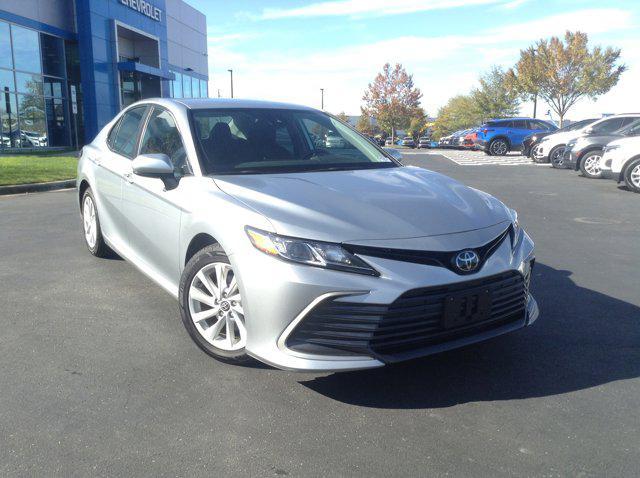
342, 225, 512, 275
286, 271, 526, 362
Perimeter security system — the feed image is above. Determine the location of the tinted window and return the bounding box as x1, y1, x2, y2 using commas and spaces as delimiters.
529, 120, 551, 130
0, 22, 12, 69
183, 75, 192, 98
618, 117, 636, 129
0, 68, 14, 92
561, 119, 595, 132
512, 120, 527, 129
111, 106, 147, 158
622, 120, 640, 137
139, 107, 191, 177
11, 25, 41, 74
192, 108, 393, 175
591, 118, 625, 135
40, 34, 65, 77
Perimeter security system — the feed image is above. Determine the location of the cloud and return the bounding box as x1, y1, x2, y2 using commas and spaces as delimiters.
207, 8, 636, 117
259, 0, 505, 20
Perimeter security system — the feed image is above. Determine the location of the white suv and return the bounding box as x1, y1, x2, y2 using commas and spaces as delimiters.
532, 118, 597, 165
599, 135, 640, 193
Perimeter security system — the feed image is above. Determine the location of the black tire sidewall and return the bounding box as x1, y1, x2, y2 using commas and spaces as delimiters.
178, 244, 250, 363
623, 159, 640, 193
81, 188, 108, 257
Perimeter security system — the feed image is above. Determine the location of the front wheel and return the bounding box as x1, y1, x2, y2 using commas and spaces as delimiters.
81, 188, 109, 257
623, 159, 640, 193
580, 151, 603, 178
489, 139, 508, 156
179, 244, 250, 364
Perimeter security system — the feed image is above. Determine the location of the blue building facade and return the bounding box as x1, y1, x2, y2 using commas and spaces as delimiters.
0, 0, 208, 149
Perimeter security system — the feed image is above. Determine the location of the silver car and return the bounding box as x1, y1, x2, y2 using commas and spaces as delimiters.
77, 98, 538, 372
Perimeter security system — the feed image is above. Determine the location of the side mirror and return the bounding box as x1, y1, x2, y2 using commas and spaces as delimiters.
132, 153, 178, 190
383, 147, 403, 163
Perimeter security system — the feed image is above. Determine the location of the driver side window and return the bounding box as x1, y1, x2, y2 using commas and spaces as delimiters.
139, 107, 191, 178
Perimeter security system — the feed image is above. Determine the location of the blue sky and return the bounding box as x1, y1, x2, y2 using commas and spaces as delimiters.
188, 0, 639, 120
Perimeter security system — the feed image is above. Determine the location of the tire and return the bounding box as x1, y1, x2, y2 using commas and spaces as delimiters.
179, 244, 251, 364
541, 145, 562, 166
623, 158, 640, 193
488, 138, 509, 156
551, 147, 566, 169
579, 150, 603, 179
81, 188, 109, 257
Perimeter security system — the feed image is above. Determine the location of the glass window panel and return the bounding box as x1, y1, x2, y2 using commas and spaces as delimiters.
0, 22, 12, 70
16, 72, 43, 96
139, 107, 190, 177
17, 94, 47, 148
45, 97, 69, 146
192, 76, 200, 98
44, 77, 65, 98
0, 91, 18, 147
172, 72, 182, 98
112, 106, 147, 157
200, 79, 207, 98
11, 25, 41, 74
40, 34, 65, 78
183, 74, 192, 98
0, 68, 15, 92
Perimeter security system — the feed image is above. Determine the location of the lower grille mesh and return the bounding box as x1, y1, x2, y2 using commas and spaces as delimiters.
286, 271, 526, 361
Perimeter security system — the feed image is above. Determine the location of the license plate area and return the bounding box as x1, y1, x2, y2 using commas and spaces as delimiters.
442, 287, 491, 329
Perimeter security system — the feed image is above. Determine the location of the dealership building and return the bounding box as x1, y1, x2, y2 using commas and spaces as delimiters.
0, 0, 208, 149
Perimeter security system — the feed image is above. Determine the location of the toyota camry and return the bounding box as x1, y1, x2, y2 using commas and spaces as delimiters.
77, 98, 538, 372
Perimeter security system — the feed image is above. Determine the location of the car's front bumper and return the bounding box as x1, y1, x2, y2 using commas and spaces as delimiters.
562, 148, 579, 169
232, 224, 538, 372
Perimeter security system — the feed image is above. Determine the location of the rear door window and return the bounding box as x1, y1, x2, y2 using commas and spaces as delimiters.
591, 118, 624, 134
512, 120, 528, 129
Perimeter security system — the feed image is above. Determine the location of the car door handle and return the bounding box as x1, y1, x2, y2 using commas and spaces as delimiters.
123, 172, 134, 184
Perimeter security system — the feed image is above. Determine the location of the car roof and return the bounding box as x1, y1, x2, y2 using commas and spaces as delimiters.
172, 98, 317, 111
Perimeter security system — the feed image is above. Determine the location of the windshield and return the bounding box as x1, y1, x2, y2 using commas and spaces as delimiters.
191, 108, 396, 175
558, 118, 596, 132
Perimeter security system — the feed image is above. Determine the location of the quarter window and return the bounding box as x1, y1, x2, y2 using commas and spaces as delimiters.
139, 107, 190, 177
111, 106, 147, 158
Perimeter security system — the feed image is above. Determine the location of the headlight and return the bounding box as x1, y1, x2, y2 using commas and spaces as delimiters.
508, 208, 522, 246
530, 136, 538, 142
245, 227, 379, 276
603, 144, 621, 153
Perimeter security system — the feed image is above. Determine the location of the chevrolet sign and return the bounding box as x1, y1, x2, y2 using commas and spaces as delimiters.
120, 0, 163, 22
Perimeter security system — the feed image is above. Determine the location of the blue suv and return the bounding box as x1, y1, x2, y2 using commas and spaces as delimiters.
476, 118, 557, 156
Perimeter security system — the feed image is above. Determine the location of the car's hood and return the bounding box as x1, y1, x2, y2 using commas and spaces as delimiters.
213, 166, 512, 243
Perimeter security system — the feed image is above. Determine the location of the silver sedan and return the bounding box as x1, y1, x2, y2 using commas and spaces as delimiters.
77, 98, 538, 372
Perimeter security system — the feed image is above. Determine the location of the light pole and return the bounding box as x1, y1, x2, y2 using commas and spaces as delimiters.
227, 69, 234, 98
320, 88, 324, 110
531, 48, 538, 118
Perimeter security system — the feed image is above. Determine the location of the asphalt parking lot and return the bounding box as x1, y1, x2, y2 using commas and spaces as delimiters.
1, 153, 639, 477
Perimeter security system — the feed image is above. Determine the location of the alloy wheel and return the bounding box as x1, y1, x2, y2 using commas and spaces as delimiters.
584, 154, 602, 177
631, 164, 640, 189
188, 262, 246, 351
490, 140, 507, 155
83, 195, 97, 249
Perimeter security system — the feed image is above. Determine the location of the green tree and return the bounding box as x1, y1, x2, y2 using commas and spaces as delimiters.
355, 111, 375, 136
471, 66, 520, 121
335, 111, 350, 123
508, 31, 625, 126
407, 109, 428, 138
432, 95, 478, 140
362, 63, 422, 142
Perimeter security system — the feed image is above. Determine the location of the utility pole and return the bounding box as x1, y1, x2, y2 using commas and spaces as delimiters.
320, 88, 324, 110
227, 69, 234, 98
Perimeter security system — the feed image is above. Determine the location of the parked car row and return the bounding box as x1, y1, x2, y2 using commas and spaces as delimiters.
532, 113, 640, 193
433, 114, 640, 193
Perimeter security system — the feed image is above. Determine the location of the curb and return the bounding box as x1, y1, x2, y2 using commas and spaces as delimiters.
0, 179, 76, 196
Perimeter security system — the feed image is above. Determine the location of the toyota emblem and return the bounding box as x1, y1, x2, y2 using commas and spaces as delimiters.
455, 250, 480, 273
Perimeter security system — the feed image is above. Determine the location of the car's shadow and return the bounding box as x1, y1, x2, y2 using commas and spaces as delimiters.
299, 263, 640, 408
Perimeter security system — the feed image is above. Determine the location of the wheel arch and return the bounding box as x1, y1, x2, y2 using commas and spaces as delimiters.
576, 146, 604, 168
185, 233, 220, 266
78, 179, 90, 208
621, 154, 640, 175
